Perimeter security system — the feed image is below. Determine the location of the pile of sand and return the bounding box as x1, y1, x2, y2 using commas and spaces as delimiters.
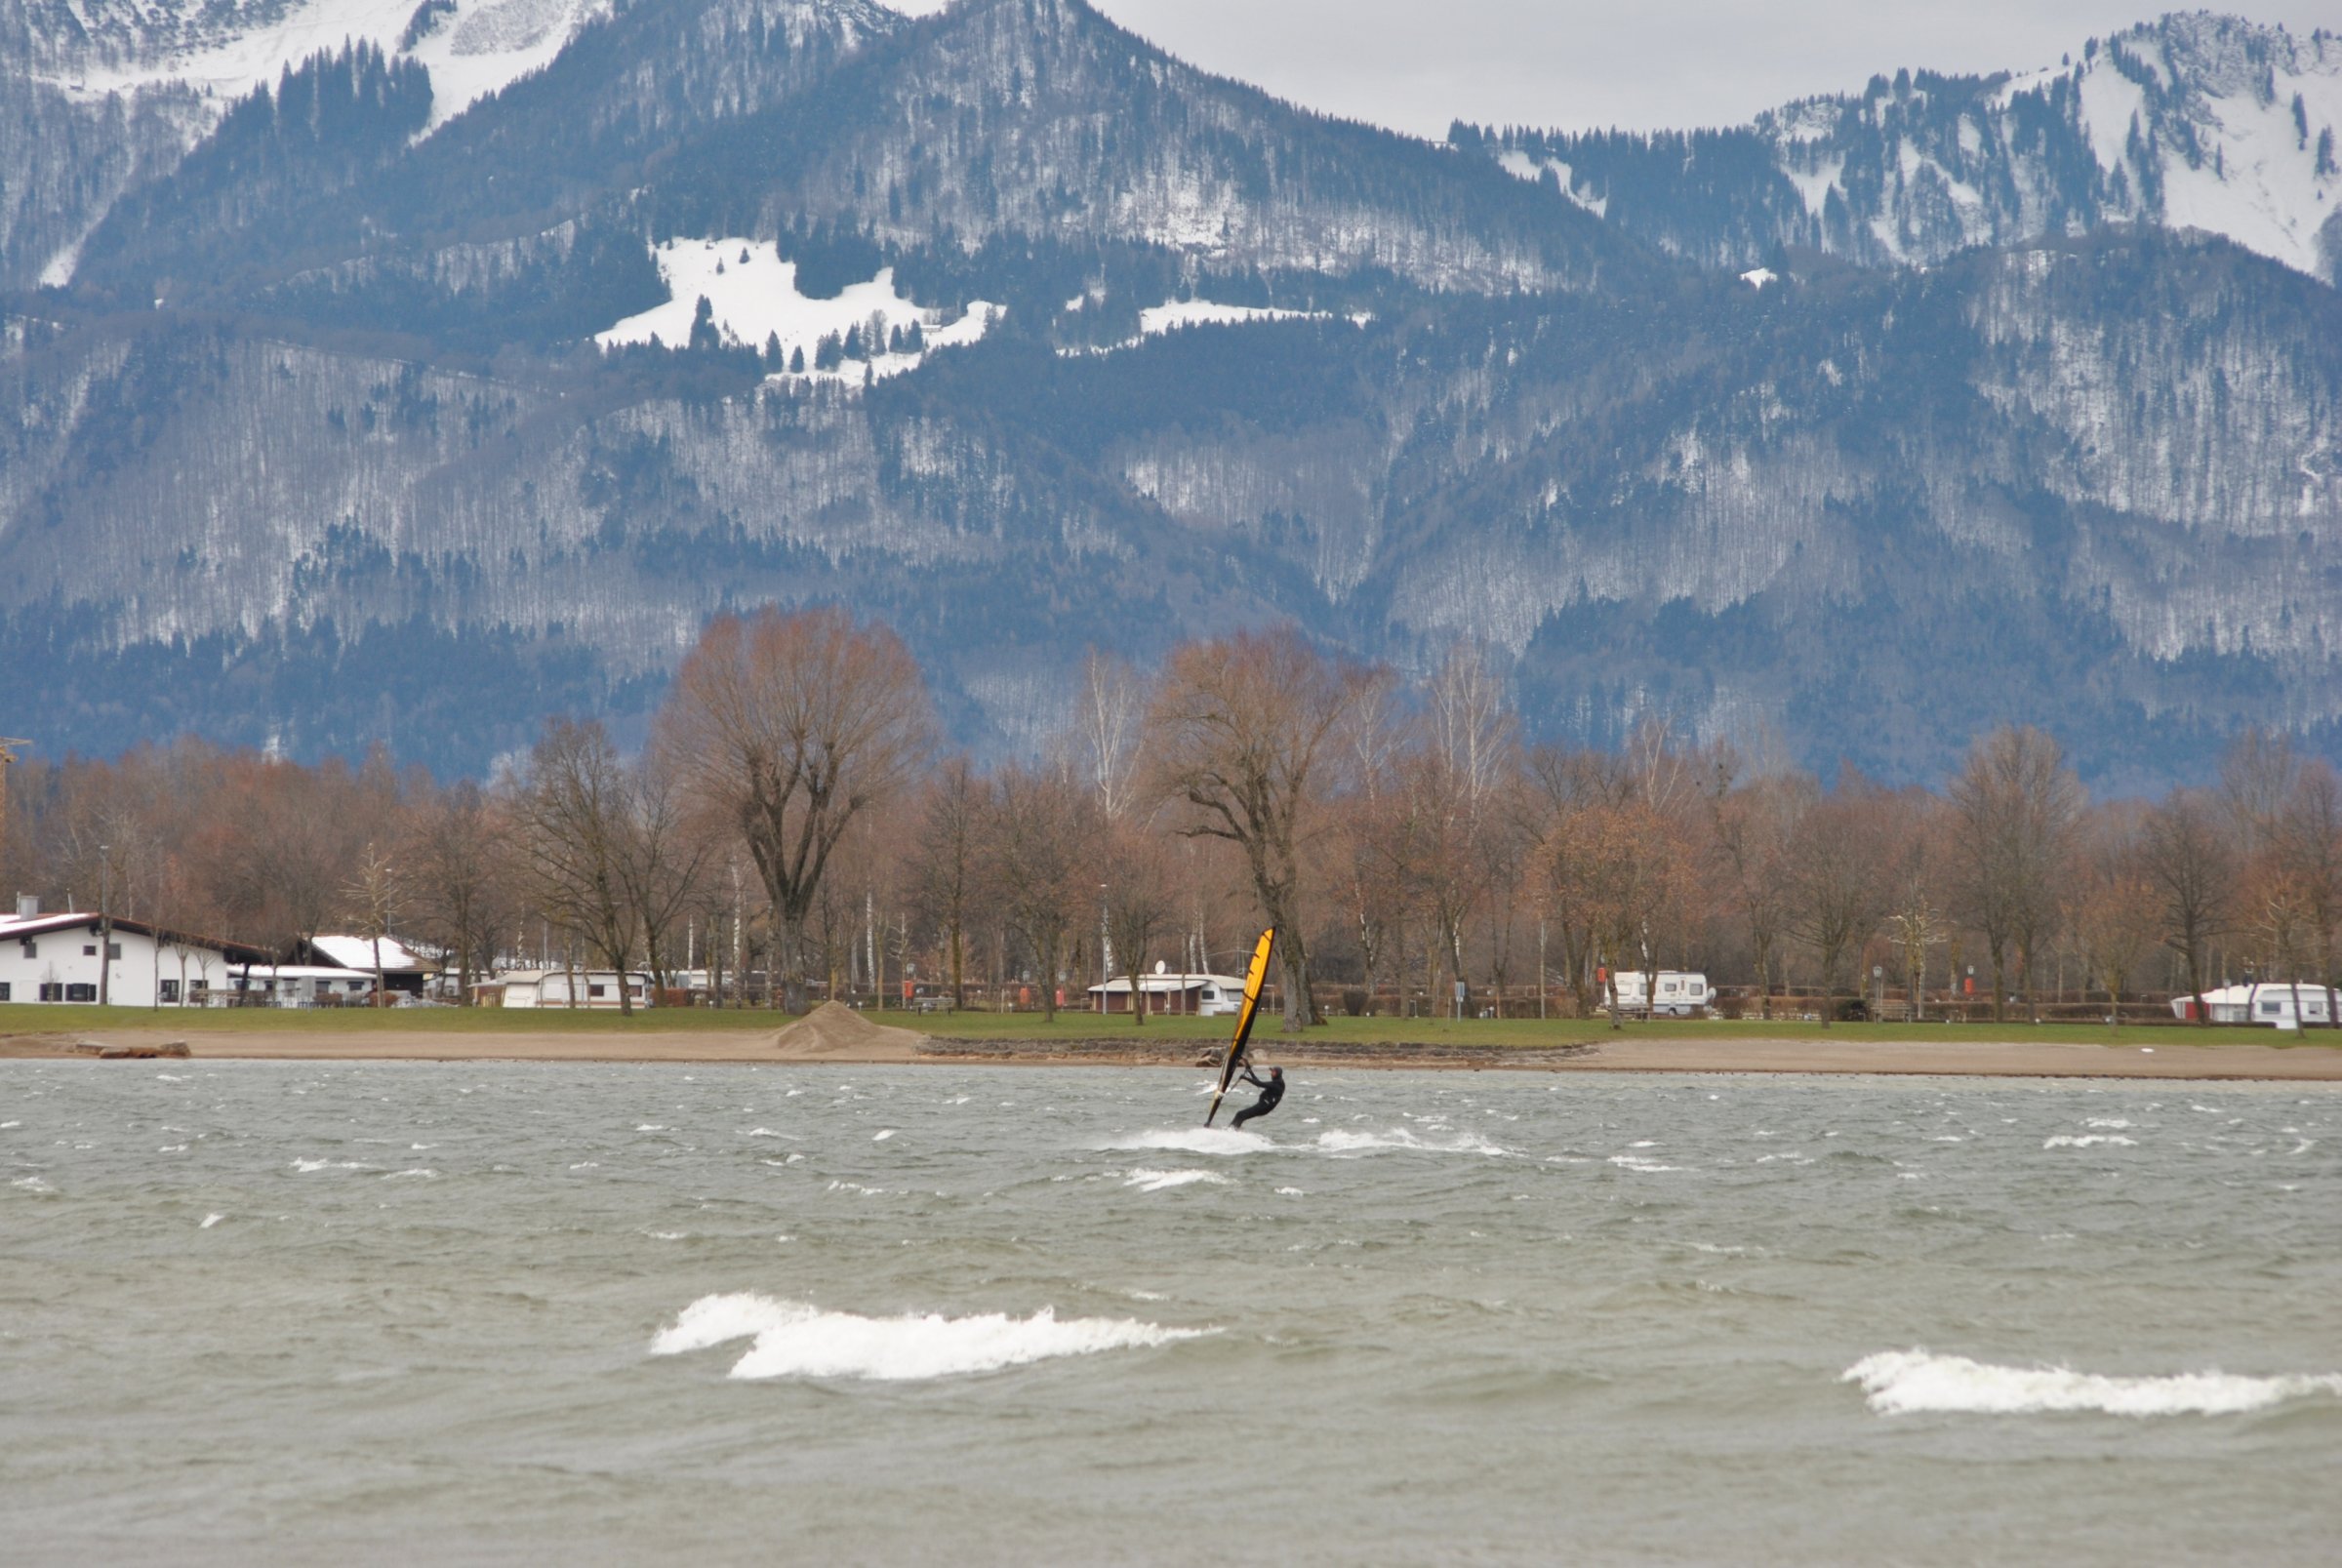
771, 1001, 927, 1062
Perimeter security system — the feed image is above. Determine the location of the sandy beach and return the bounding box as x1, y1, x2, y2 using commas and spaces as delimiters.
5, 1012, 2337, 1080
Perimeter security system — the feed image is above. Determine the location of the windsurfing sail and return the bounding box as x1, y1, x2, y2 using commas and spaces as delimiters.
1204, 927, 1276, 1126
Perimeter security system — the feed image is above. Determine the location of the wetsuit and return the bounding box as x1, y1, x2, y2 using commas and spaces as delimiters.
1231, 1066, 1284, 1128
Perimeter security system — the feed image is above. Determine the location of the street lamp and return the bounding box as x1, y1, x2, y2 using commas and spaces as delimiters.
1098, 883, 1110, 1015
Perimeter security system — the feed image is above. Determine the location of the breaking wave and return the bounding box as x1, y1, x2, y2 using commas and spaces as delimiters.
651, 1292, 1209, 1381
1845, 1349, 2342, 1417
2043, 1134, 2138, 1148
1315, 1128, 1508, 1156
1107, 1128, 1273, 1156
1122, 1168, 1230, 1191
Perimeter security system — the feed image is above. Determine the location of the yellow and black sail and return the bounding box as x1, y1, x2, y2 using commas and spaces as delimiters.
1205, 927, 1275, 1126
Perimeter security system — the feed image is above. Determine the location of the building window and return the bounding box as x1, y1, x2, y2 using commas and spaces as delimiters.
39, 983, 62, 1001
84, 945, 98, 956
160, 980, 180, 1003
0, 982, 10, 1000
65, 984, 97, 1002
588, 984, 609, 998
107, 943, 122, 960
20, 941, 34, 958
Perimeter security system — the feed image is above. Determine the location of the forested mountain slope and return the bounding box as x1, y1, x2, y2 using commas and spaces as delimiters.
0, 0, 2335, 790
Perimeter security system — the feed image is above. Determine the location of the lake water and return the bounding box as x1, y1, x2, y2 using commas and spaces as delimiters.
4, 1062, 2338, 1564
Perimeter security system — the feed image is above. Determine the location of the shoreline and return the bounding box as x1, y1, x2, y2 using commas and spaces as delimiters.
4, 1026, 2339, 1080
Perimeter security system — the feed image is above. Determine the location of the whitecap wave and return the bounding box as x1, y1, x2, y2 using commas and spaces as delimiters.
1845, 1349, 2342, 1417
289, 1158, 372, 1173
2043, 1135, 2137, 1148
1107, 1128, 1273, 1156
1608, 1154, 1684, 1173
1314, 1128, 1508, 1156
1123, 1168, 1230, 1192
651, 1292, 1209, 1381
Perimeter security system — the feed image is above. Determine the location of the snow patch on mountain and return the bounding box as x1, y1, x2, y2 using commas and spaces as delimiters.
34, 0, 604, 135
1494, 149, 1609, 218
594, 238, 1000, 384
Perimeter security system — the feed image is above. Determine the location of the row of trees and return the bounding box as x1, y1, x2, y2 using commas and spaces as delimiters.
5, 611, 2338, 1028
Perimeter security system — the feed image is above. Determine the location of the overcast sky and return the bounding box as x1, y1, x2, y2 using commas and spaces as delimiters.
888, 2, 2331, 136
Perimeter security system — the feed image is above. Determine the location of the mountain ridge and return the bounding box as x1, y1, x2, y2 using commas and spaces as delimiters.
0, 1, 2334, 791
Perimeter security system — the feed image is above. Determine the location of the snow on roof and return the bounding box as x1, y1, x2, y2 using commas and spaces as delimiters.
0, 911, 272, 959
307, 934, 433, 972
595, 240, 1001, 384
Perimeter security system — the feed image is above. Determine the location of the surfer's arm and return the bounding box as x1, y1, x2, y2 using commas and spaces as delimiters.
1238, 1066, 1267, 1088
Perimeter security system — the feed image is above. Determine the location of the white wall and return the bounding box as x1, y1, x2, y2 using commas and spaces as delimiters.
0, 924, 234, 1008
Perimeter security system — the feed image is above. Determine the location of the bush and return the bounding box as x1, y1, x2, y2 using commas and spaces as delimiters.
1341, 986, 1367, 1017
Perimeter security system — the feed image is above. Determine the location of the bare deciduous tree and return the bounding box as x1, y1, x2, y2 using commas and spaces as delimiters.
1948, 726, 2085, 1022
910, 757, 984, 1011
511, 718, 639, 1015
403, 778, 517, 1001
981, 763, 1101, 1024
1787, 778, 1892, 1028
1105, 815, 1177, 1025
2141, 788, 2234, 1026
1148, 629, 1368, 1031
659, 608, 935, 1011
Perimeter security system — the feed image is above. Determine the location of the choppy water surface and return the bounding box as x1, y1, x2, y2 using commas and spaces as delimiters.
4, 1063, 2338, 1565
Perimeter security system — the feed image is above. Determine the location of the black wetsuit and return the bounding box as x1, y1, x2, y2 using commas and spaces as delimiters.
1231, 1067, 1284, 1128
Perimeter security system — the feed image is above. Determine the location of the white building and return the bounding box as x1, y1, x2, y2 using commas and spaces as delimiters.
1083, 966, 1251, 1016
2169, 983, 2338, 1029
294, 935, 438, 995
216, 965, 380, 1008
479, 969, 654, 1009
0, 899, 276, 1008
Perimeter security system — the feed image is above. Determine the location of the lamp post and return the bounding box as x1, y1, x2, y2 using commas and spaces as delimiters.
1098, 883, 1110, 1016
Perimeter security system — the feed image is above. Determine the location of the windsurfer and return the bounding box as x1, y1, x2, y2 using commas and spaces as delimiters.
1231, 1065, 1284, 1128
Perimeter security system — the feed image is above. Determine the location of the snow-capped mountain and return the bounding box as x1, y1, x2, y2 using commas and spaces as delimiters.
1466, 12, 2342, 284
0, 2, 2336, 788
0, 0, 616, 288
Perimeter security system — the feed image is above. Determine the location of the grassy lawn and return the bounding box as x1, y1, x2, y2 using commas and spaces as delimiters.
3, 1001, 2330, 1052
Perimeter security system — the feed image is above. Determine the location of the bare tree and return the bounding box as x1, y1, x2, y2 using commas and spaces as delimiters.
2140, 788, 2234, 1026
511, 718, 639, 1015
1948, 726, 2085, 1022
1787, 778, 1892, 1028
910, 757, 984, 1011
981, 763, 1101, 1023
1073, 650, 1150, 823
2280, 762, 2342, 1026
1105, 815, 1177, 1025
1148, 629, 1368, 1031
404, 779, 520, 1002
2066, 805, 2161, 1035
342, 841, 403, 1004
618, 744, 715, 997
2218, 729, 2299, 853
1707, 766, 1812, 1020
658, 608, 935, 1011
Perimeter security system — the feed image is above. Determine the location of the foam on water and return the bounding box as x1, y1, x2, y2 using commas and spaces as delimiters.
1108, 1128, 1273, 1157
651, 1292, 1209, 1381
1846, 1350, 2342, 1417
1610, 1153, 1685, 1173
1122, 1168, 1230, 1192
2044, 1135, 2138, 1148
1314, 1128, 1509, 1156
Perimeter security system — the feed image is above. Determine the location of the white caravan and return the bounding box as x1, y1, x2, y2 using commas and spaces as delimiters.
1609, 970, 1715, 1017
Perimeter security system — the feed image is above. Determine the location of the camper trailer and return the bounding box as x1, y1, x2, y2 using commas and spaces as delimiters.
1608, 970, 1715, 1017
2169, 983, 2337, 1029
